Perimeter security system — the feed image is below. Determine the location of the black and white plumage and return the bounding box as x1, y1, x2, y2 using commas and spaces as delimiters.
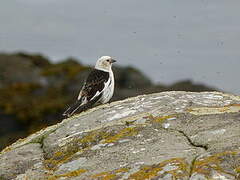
63, 56, 116, 117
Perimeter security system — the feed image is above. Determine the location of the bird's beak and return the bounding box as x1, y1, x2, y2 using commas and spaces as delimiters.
110, 59, 117, 63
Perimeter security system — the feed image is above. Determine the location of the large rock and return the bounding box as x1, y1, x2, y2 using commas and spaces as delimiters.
0, 91, 240, 180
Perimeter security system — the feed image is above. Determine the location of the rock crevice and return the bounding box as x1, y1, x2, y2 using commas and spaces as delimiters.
177, 130, 208, 151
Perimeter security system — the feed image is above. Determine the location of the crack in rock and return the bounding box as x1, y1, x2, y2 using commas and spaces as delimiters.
177, 130, 208, 151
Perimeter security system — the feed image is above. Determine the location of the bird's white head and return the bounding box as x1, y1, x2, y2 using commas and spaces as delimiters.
95, 56, 116, 72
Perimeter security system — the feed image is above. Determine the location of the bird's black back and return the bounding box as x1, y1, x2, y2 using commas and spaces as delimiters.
83, 69, 110, 101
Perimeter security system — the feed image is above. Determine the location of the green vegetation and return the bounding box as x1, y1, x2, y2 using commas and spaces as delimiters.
41, 58, 90, 78
0, 53, 91, 149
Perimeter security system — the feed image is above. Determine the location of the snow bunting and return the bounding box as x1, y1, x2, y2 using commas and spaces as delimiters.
63, 56, 116, 117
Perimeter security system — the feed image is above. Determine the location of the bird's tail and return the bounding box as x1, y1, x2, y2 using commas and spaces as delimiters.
63, 100, 84, 117
63, 95, 102, 117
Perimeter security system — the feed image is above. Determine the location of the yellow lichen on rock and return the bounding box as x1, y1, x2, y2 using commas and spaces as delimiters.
129, 158, 189, 180
44, 129, 112, 170
44, 126, 141, 171
91, 168, 129, 180
192, 150, 240, 178
235, 166, 240, 173
48, 169, 87, 180
146, 114, 175, 124
78, 129, 111, 147
104, 127, 139, 143
91, 172, 116, 180
188, 104, 240, 115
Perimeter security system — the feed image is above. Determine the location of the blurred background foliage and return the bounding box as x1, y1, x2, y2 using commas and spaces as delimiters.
0, 52, 217, 150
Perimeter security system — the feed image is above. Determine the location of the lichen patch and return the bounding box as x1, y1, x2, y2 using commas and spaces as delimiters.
128, 158, 189, 180
188, 104, 240, 115
91, 167, 129, 180
44, 126, 141, 171
104, 127, 139, 143
191, 150, 240, 179
145, 114, 176, 128
48, 169, 87, 180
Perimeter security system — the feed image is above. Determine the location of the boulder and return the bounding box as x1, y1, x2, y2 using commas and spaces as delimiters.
0, 91, 239, 180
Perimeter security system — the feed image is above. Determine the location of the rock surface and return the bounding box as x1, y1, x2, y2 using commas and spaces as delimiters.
0, 91, 240, 180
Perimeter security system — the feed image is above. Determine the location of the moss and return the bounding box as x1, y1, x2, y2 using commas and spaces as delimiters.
129, 158, 189, 180
192, 150, 240, 178
48, 169, 87, 180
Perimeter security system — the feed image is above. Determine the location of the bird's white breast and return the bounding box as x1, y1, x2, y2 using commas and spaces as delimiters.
100, 70, 114, 104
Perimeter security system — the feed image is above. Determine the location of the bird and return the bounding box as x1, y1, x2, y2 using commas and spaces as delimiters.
63, 56, 116, 117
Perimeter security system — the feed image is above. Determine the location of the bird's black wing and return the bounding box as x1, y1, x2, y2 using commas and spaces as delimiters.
63, 69, 109, 117
80, 69, 110, 101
